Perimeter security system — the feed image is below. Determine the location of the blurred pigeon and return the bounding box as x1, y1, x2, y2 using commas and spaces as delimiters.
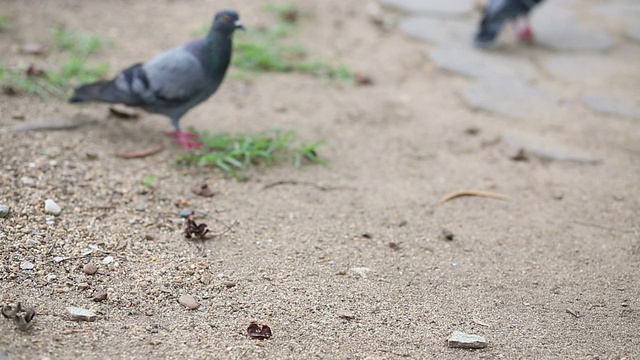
473, 0, 545, 47
70, 9, 245, 149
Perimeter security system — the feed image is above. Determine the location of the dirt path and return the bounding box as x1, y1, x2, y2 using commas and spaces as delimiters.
0, 0, 638, 359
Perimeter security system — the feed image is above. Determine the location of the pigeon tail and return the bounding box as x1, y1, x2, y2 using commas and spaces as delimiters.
69, 81, 111, 103
69, 80, 141, 105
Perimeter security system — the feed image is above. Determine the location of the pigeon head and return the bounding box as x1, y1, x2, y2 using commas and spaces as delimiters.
213, 9, 245, 33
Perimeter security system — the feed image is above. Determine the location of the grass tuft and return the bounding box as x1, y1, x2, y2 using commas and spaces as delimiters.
0, 27, 110, 99
177, 129, 326, 180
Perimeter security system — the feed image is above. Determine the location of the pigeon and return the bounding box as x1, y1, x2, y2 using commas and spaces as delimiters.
70, 9, 245, 149
473, 0, 545, 48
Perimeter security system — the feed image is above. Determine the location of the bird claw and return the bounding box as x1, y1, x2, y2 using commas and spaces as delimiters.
165, 130, 203, 150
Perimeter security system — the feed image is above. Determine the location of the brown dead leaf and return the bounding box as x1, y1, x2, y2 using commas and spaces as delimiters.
247, 323, 272, 340
191, 184, 217, 197
109, 105, 140, 119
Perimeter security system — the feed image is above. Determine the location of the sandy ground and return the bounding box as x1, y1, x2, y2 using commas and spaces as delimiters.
0, 0, 639, 359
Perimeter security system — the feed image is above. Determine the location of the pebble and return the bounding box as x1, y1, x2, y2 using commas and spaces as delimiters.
135, 204, 145, 212
349, 267, 372, 278
66, 306, 97, 322
178, 294, 199, 310
0, 205, 9, 218
53, 256, 65, 263
21, 177, 36, 187
20, 261, 35, 270
447, 331, 487, 349
83, 263, 98, 275
93, 290, 108, 302
223, 281, 237, 288
44, 199, 61, 215
102, 256, 114, 265
337, 309, 356, 320
77, 282, 90, 290
179, 209, 192, 218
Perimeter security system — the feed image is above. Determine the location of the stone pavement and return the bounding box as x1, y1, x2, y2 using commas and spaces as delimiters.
383, 0, 640, 162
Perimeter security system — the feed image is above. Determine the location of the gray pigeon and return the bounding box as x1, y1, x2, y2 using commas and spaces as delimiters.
70, 9, 245, 149
473, 0, 545, 47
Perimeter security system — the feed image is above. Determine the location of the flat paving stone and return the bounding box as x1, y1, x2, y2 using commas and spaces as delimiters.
460, 77, 559, 121
428, 46, 538, 81
590, 3, 640, 26
626, 26, 640, 43
533, 3, 615, 51
542, 54, 637, 87
381, 0, 474, 17
583, 93, 640, 121
503, 130, 603, 164
399, 17, 475, 45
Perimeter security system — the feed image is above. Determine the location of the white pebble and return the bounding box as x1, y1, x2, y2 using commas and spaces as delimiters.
44, 199, 61, 215
102, 256, 114, 264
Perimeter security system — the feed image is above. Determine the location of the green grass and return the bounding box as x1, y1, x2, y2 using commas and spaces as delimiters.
0, 14, 8, 31
189, 2, 352, 81
0, 27, 110, 99
177, 129, 326, 180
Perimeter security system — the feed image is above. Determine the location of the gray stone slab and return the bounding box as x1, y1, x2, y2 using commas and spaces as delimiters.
400, 16, 475, 45
542, 54, 637, 87
583, 93, 640, 121
532, 3, 615, 51
626, 26, 640, 43
428, 46, 538, 81
447, 331, 487, 349
503, 130, 603, 164
460, 77, 559, 120
382, 0, 474, 17
590, 4, 640, 26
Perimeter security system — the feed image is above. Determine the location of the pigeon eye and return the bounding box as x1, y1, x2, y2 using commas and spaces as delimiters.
222, 15, 231, 23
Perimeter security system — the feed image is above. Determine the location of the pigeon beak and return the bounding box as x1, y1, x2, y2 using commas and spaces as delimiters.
234, 20, 246, 31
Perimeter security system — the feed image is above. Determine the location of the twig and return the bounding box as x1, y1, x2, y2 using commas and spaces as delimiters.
438, 190, 510, 204
114, 145, 164, 159
195, 210, 238, 233
573, 220, 634, 233
12, 118, 97, 132
262, 179, 350, 191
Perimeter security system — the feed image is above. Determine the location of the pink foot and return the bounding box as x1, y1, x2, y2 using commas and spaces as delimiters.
165, 130, 203, 150
517, 27, 534, 42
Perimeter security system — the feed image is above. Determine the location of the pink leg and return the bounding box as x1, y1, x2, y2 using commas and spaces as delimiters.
516, 17, 534, 42
165, 130, 203, 150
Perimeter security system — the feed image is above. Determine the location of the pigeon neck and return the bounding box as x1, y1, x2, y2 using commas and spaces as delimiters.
204, 30, 233, 74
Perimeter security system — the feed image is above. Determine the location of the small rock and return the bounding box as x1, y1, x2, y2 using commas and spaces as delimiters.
44, 199, 61, 215
83, 263, 98, 275
77, 282, 90, 290
101, 256, 114, 265
53, 256, 65, 263
93, 290, 108, 302
20, 261, 35, 270
67, 306, 97, 322
337, 309, 356, 320
447, 331, 487, 349
0, 205, 9, 218
349, 267, 372, 278
223, 281, 237, 288
442, 228, 455, 241
178, 294, 199, 310
21, 177, 36, 187
179, 209, 192, 218
135, 204, 145, 212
